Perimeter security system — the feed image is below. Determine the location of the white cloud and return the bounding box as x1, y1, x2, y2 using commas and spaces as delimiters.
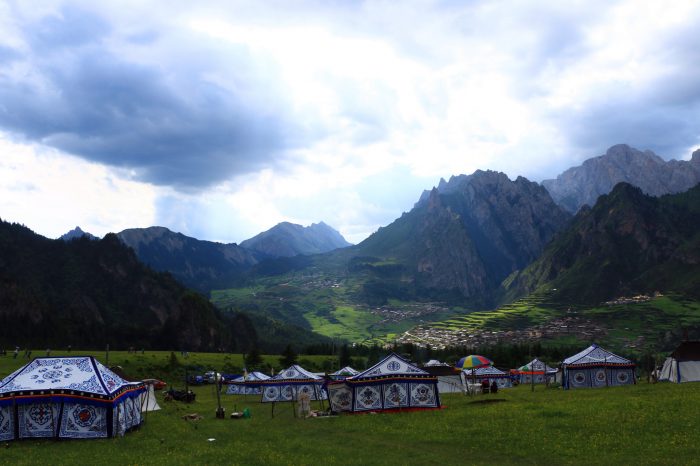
0, 133, 157, 238
2, 0, 700, 244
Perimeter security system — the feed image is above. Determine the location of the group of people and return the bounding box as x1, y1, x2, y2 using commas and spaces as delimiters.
4, 345, 73, 359
481, 379, 499, 394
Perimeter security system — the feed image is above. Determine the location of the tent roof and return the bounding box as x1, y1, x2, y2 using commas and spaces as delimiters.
351, 353, 429, 380
670, 341, 700, 361
331, 366, 359, 376
231, 371, 271, 383
518, 358, 557, 373
465, 366, 508, 376
0, 356, 139, 403
271, 365, 322, 381
563, 344, 633, 366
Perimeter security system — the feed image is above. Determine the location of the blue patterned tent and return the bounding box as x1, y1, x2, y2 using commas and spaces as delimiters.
0, 356, 145, 441
562, 344, 636, 389
465, 366, 513, 389
259, 365, 327, 403
328, 353, 440, 413
225, 371, 271, 395
329, 366, 359, 380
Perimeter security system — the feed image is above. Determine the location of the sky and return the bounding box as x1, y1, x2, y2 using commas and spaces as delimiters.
1, 1, 699, 244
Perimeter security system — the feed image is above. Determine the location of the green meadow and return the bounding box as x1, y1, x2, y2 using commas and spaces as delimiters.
2, 351, 700, 465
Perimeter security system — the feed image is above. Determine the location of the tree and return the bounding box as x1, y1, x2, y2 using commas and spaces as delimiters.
244, 347, 264, 370
279, 344, 298, 367
338, 343, 352, 368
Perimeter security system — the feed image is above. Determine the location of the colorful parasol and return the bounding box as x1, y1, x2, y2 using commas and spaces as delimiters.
456, 355, 493, 370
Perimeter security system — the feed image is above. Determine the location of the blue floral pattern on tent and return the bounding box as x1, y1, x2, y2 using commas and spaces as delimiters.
59, 404, 108, 439
354, 385, 382, 411
562, 344, 636, 389
382, 382, 408, 408
18, 403, 60, 439
0, 356, 145, 440
328, 384, 353, 412
410, 383, 437, 407
334, 353, 441, 413
260, 365, 327, 403
0, 405, 14, 441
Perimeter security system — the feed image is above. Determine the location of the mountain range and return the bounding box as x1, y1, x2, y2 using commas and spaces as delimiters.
116, 226, 259, 293
346, 170, 570, 306
542, 144, 700, 213
240, 221, 351, 258
5, 143, 700, 348
115, 221, 351, 292
0, 220, 332, 352
503, 182, 700, 304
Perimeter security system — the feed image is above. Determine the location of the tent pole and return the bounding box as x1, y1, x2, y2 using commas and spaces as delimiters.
54, 401, 63, 440
605, 356, 609, 388
12, 395, 19, 440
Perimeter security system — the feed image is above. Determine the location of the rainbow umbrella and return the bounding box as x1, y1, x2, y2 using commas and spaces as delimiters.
456, 355, 493, 370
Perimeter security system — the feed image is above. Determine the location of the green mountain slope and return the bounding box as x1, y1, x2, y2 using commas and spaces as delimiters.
213, 170, 570, 341
117, 226, 259, 292
0, 220, 331, 352
503, 182, 700, 305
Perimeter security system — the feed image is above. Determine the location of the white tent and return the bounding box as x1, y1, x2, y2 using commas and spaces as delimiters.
259, 365, 327, 403
562, 344, 635, 389
659, 341, 700, 383
226, 371, 271, 395
139, 382, 161, 412
0, 356, 145, 441
421, 361, 464, 393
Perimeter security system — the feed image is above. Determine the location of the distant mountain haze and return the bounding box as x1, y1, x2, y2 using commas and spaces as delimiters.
116, 221, 350, 293
542, 144, 700, 213
116, 226, 259, 292
240, 221, 352, 257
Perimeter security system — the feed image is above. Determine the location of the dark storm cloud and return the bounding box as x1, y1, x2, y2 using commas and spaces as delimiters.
556, 23, 700, 160
0, 5, 298, 190
560, 98, 700, 159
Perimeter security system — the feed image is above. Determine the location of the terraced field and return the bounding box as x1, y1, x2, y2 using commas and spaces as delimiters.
381, 292, 700, 354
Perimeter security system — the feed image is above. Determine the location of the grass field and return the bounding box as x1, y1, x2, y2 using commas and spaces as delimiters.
2, 351, 700, 465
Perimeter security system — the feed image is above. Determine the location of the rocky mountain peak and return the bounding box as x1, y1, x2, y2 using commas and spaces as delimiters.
59, 226, 97, 241
542, 144, 700, 213
691, 148, 700, 164
240, 221, 351, 258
